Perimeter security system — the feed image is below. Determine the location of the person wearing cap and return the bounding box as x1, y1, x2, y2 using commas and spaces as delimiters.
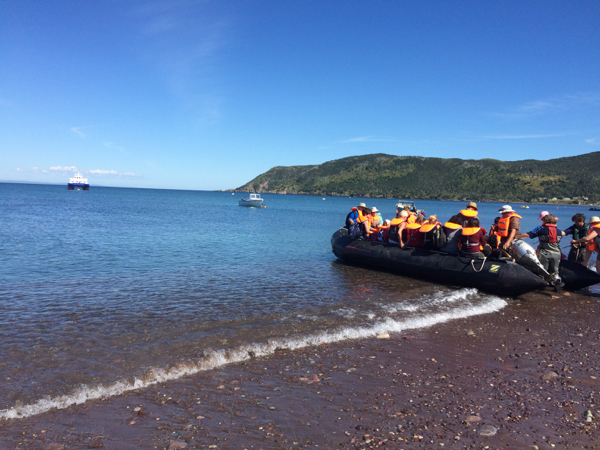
571, 216, 600, 272
516, 214, 566, 282
538, 210, 550, 222
494, 205, 522, 252
563, 213, 589, 264
370, 206, 383, 228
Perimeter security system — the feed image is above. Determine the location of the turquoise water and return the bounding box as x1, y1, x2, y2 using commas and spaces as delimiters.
0, 183, 594, 419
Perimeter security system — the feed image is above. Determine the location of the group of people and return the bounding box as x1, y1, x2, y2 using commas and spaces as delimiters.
345, 201, 600, 282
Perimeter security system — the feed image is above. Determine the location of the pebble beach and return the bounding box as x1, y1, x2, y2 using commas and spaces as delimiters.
1, 287, 599, 449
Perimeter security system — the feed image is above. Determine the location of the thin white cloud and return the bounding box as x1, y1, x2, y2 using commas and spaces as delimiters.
586, 138, 598, 145
341, 136, 395, 143
89, 169, 138, 177
70, 127, 87, 138
481, 134, 565, 140
50, 166, 78, 172
104, 142, 125, 152
490, 93, 600, 120
16, 167, 22, 172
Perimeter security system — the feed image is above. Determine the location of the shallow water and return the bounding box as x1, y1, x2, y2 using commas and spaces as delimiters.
0, 183, 596, 419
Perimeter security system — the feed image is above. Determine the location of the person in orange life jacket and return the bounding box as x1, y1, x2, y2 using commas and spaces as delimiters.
459, 217, 490, 258
404, 215, 425, 248
488, 217, 501, 249
402, 205, 417, 224
355, 203, 373, 238
495, 205, 521, 252
455, 201, 481, 228
370, 206, 383, 228
516, 214, 566, 281
563, 213, 589, 265
388, 210, 409, 245
571, 216, 600, 273
373, 219, 391, 242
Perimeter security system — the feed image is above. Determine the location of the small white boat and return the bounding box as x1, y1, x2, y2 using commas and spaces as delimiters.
239, 193, 264, 208
395, 199, 424, 216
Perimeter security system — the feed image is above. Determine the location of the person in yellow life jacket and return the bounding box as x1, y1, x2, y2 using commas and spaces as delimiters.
571, 216, 600, 273
387, 210, 408, 245
494, 205, 521, 252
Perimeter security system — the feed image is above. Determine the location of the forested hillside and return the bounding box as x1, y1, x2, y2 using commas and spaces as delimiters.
234, 152, 600, 203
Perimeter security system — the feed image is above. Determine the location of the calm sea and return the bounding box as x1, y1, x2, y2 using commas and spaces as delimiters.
0, 183, 596, 419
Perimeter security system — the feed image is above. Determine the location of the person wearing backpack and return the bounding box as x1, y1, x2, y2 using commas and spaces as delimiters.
420, 215, 447, 250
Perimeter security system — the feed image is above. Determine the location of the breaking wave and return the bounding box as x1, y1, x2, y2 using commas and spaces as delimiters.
0, 290, 506, 420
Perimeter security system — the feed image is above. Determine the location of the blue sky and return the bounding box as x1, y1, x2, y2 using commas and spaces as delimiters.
1, 1, 599, 190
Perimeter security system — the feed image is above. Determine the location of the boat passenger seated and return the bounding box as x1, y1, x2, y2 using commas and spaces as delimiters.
441, 219, 462, 255
370, 206, 383, 228
404, 215, 425, 248
387, 210, 408, 245
420, 215, 446, 250
459, 218, 491, 259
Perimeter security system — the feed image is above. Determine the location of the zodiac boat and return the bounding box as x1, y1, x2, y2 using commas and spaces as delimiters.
331, 228, 600, 296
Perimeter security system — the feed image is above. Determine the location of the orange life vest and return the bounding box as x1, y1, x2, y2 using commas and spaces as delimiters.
462, 227, 483, 250
588, 225, 600, 252
443, 222, 462, 230
406, 222, 423, 246
406, 212, 417, 224
419, 222, 440, 233
460, 209, 478, 218
494, 213, 522, 238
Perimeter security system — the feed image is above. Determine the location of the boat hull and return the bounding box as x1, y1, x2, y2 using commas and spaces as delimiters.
558, 260, 600, 291
68, 183, 89, 190
331, 228, 548, 296
239, 200, 263, 207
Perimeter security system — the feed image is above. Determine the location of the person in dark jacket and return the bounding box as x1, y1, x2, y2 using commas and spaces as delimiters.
563, 213, 589, 264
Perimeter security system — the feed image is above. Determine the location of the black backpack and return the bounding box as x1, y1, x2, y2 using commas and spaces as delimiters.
423, 226, 447, 250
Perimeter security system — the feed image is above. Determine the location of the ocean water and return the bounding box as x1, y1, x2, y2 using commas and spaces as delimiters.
0, 183, 595, 420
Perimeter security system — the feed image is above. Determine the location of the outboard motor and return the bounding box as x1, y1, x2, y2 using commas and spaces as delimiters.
511, 239, 551, 281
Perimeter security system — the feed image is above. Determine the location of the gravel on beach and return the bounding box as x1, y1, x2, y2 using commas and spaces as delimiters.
1, 288, 600, 449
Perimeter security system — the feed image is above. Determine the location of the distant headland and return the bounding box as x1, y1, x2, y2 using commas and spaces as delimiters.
231, 152, 600, 204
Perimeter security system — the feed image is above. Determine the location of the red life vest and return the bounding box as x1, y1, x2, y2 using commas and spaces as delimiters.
406, 222, 423, 247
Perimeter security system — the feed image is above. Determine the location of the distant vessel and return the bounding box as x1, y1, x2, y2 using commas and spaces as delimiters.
395, 199, 424, 216
68, 171, 89, 190
521, 205, 530, 209
239, 193, 264, 207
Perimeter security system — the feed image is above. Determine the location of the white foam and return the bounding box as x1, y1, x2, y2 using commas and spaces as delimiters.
0, 292, 507, 421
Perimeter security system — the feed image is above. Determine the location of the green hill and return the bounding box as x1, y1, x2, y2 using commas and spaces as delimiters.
233, 152, 600, 203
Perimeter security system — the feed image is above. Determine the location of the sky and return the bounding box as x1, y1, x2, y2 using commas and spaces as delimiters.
1, 1, 599, 190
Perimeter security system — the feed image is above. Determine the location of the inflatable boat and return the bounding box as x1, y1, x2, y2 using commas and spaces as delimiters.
331, 228, 600, 296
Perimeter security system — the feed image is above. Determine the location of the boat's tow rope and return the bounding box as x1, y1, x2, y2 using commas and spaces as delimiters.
471, 256, 487, 273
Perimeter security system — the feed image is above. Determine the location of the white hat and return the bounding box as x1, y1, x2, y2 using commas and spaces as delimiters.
498, 205, 515, 214
400, 210, 409, 217
358, 203, 366, 208
590, 216, 600, 224
371, 207, 378, 213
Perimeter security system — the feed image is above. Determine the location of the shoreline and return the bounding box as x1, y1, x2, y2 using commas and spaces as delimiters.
2, 288, 600, 449
228, 190, 598, 208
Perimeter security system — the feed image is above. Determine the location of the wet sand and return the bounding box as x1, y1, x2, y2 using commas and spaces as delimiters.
2, 288, 600, 449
